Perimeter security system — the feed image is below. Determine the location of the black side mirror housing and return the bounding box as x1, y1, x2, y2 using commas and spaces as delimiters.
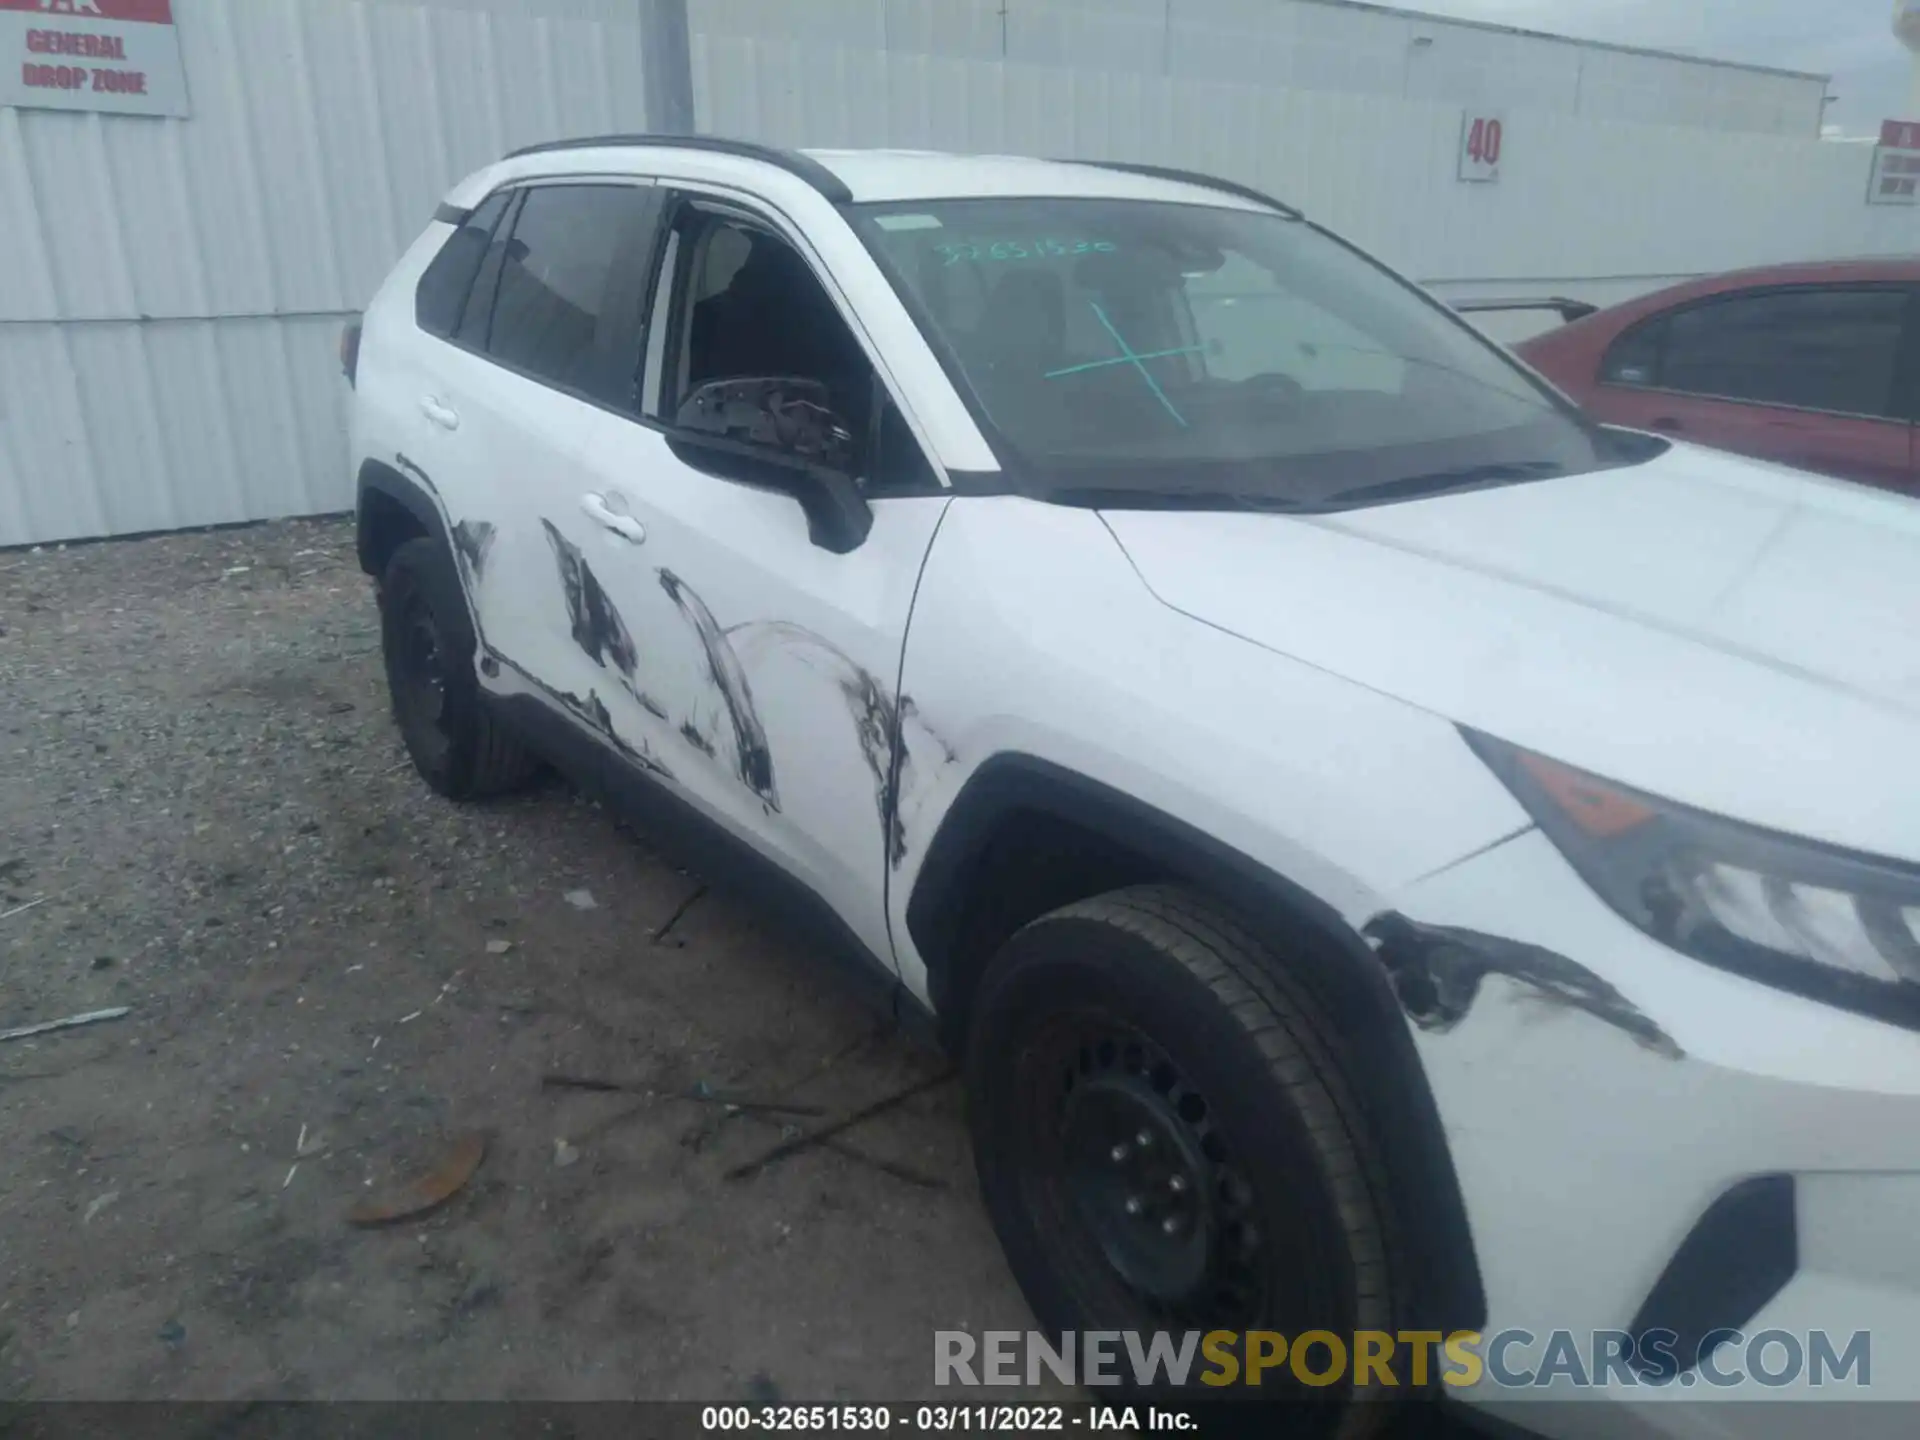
669, 377, 874, 553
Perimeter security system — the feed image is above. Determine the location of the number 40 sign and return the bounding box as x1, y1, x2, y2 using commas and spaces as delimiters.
1458, 111, 1505, 183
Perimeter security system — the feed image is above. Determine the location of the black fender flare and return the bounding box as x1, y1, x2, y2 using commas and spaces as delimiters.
356, 455, 452, 577
906, 752, 1487, 1333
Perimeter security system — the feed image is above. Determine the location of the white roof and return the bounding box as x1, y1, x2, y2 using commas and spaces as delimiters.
803, 148, 1277, 210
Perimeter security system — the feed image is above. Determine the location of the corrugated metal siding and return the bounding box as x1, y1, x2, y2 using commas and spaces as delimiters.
0, 0, 1902, 547
688, 0, 1830, 138
693, 38, 1911, 292
0, 0, 652, 547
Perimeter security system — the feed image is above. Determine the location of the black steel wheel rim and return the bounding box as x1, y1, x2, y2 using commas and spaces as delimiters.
1017, 1014, 1270, 1328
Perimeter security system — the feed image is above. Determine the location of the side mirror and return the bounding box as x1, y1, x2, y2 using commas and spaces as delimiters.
669, 377, 873, 553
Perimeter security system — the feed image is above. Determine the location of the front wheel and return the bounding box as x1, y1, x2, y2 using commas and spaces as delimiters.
966, 885, 1407, 1434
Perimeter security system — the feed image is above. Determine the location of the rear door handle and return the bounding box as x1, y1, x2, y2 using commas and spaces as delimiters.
580, 492, 646, 544
419, 396, 460, 431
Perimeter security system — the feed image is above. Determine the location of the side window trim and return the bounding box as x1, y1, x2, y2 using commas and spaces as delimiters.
415, 189, 513, 339
639, 183, 950, 494
641, 227, 681, 419
1600, 283, 1914, 424
456, 186, 524, 353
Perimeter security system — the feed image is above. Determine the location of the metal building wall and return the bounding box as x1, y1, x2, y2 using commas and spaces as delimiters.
0, 0, 651, 548
0, 0, 1899, 548
690, 0, 1831, 138
692, 37, 1912, 305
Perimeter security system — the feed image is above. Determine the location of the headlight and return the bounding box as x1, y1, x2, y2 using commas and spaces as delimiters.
1466, 729, 1920, 1029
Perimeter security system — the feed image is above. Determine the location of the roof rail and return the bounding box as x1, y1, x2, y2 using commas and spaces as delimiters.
504, 134, 853, 204
1063, 160, 1301, 218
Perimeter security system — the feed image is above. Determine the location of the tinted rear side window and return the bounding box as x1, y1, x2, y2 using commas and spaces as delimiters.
1600, 316, 1665, 388
1659, 289, 1909, 418
485, 184, 656, 402
415, 192, 510, 337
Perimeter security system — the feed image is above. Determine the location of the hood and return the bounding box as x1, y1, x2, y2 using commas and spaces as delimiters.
1100, 442, 1920, 862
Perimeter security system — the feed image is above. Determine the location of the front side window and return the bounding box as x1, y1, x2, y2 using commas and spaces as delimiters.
852, 197, 1609, 507
655, 208, 936, 493
1657, 289, 1908, 419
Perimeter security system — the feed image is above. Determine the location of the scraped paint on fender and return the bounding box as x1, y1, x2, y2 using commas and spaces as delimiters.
1364, 912, 1683, 1060
451, 519, 496, 584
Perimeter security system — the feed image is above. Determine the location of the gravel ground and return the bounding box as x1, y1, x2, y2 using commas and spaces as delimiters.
0, 517, 1026, 1403
0, 519, 1483, 1438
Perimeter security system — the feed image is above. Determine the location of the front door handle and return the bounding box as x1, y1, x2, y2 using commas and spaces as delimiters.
419, 396, 461, 431
1650, 415, 1685, 433
580, 492, 646, 544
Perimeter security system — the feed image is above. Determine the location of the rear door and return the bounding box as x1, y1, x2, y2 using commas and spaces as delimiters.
1586, 285, 1917, 493
420, 179, 668, 754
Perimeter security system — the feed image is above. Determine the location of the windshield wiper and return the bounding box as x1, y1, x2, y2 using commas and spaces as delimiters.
1313, 460, 1567, 509
1068, 487, 1325, 514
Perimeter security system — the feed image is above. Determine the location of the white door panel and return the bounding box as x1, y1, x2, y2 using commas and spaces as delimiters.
564, 408, 949, 968
423, 343, 615, 714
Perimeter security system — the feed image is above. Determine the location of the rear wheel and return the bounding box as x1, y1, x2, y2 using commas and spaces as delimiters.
379, 537, 539, 800
966, 885, 1407, 1435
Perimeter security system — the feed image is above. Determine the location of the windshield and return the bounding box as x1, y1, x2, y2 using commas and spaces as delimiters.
851, 197, 1613, 507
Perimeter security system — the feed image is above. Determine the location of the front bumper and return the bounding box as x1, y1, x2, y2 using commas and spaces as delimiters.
1381, 829, 1920, 1437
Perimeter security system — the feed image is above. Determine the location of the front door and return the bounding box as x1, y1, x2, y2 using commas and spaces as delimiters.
555, 195, 954, 968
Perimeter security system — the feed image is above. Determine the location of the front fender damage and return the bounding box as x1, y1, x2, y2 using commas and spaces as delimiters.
1362, 912, 1684, 1061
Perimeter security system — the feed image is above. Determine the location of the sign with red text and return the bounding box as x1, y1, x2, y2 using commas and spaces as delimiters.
1458, 111, 1504, 183
1870, 120, 1920, 205
1, 0, 189, 118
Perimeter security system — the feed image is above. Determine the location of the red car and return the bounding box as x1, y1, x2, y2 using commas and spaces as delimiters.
1511, 258, 1920, 495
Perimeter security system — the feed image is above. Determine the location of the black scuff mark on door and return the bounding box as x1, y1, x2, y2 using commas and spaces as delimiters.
679, 721, 717, 758
727, 622, 950, 870
451, 519, 496, 584
1362, 913, 1684, 1061
657, 570, 780, 811
730, 621, 902, 862
542, 520, 639, 680
637, 692, 669, 722
550, 684, 673, 782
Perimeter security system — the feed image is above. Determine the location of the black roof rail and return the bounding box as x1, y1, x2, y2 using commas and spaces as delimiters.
503, 133, 853, 204
1062, 159, 1301, 218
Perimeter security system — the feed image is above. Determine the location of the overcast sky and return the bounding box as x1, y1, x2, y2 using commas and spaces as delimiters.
1407, 0, 1912, 134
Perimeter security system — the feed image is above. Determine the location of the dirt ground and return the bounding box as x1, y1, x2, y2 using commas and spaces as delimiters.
0, 520, 1488, 1440
0, 517, 1028, 1404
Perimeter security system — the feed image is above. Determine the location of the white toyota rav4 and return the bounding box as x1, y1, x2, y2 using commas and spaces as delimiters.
345, 138, 1920, 1437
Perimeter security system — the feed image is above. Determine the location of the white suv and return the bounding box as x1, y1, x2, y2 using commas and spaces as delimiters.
346, 138, 1920, 1436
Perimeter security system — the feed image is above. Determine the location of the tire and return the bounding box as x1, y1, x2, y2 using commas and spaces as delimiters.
966, 884, 1407, 1435
379, 536, 539, 800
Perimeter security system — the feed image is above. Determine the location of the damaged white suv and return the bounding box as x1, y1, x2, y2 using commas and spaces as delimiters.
346, 138, 1920, 1436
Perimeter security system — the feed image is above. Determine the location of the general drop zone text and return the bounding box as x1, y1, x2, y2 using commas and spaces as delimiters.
22, 26, 148, 94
